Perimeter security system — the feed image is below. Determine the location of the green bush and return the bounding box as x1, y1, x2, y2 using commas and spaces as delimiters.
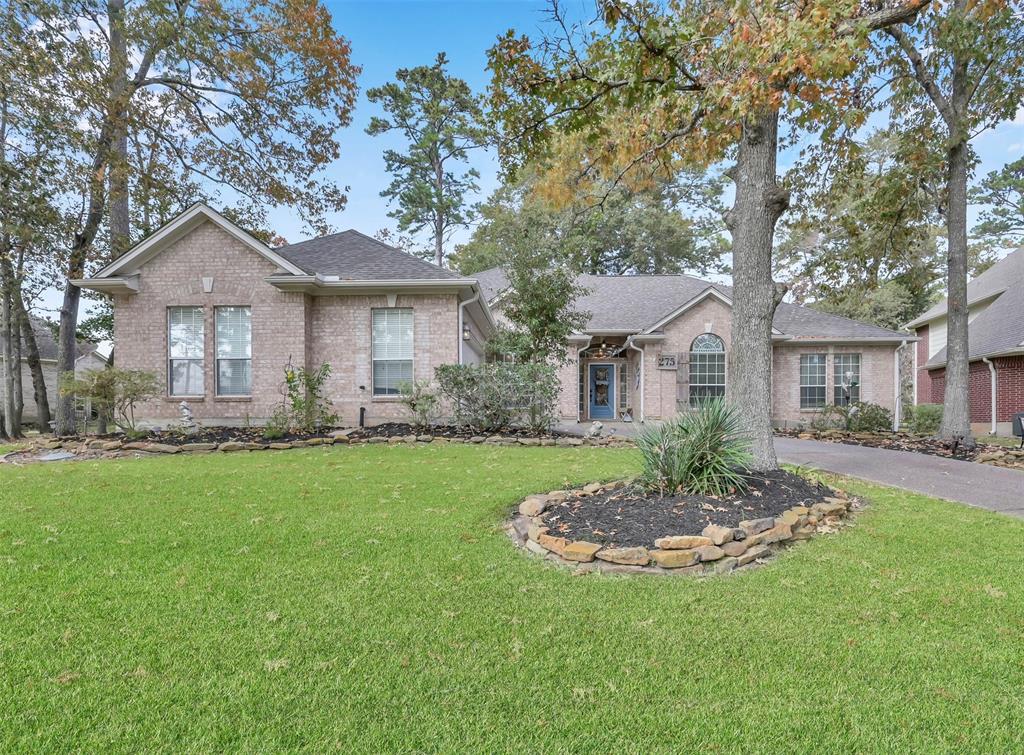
60, 368, 158, 434
635, 401, 752, 497
262, 405, 290, 440
398, 379, 440, 428
812, 402, 892, 432
434, 362, 560, 433
283, 362, 337, 433
907, 403, 943, 435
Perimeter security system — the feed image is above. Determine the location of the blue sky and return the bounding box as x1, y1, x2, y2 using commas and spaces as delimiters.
266, 0, 1023, 249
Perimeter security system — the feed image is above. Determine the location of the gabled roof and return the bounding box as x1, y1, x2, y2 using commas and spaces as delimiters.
475, 267, 912, 341
911, 247, 1024, 366
92, 203, 307, 278
276, 230, 463, 281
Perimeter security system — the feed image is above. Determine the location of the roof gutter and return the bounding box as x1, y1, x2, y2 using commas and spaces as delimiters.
982, 357, 997, 435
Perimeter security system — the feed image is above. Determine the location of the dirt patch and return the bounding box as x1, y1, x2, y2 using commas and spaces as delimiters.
542, 470, 834, 549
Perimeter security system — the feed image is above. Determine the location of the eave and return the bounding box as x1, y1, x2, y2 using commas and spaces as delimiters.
264, 274, 479, 296
71, 275, 139, 295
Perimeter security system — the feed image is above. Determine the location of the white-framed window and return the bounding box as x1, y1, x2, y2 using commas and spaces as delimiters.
800, 353, 827, 409
168, 306, 204, 396
215, 306, 252, 396
834, 353, 861, 406
689, 333, 726, 407
372, 308, 413, 395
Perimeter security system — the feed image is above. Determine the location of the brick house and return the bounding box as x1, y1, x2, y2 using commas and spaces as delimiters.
907, 246, 1024, 436
475, 268, 913, 427
74, 202, 913, 429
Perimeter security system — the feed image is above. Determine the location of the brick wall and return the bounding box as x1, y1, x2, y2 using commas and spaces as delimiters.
928, 355, 1024, 423
309, 293, 459, 425
771, 342, 897, 425
114, 219, 463, 427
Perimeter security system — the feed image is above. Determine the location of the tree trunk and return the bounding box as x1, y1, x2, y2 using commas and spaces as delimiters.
17, 296, 50, 430
108, 0, 130, 257
433, 156, 445, 267
0, 267, 19, 439
54, 251, 85, 436
724, 111, 789, 471
938, 136, 974, 445
12, 296, 22, 429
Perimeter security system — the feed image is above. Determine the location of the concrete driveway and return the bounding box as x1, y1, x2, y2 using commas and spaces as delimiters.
775, 436, 1024, 518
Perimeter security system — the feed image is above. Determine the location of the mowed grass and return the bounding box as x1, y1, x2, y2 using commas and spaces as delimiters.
2, 445, 1023, 752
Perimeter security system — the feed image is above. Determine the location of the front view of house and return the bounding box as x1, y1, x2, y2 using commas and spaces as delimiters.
75, 203, 914, 429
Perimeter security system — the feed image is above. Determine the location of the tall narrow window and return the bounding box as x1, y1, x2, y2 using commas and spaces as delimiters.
834, 353, 861, 405
168, 306, 204, 396
372, 308, 413, 395
216, 306, 252, 396
689, 333, 726, 407
800, 354, 827, 408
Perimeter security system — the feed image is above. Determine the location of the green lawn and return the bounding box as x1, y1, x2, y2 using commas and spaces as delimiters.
2, 445, 1023, 752
979, 434, 1023, 448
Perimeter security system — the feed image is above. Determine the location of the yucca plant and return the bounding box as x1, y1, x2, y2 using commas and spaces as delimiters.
635, 400, 752, 497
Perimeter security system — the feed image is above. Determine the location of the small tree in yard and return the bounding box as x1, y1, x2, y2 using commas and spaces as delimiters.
60, 368, 157, 436
398, 380, 440, 428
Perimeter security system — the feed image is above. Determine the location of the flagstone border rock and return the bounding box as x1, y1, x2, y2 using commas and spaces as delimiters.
506, 481, 860, 577
1, 430, 634, 464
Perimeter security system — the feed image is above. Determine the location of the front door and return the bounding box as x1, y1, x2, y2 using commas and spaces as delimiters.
589, 364, 615, 419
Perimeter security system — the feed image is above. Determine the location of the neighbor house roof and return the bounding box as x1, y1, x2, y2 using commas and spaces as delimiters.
276, 230, 463, 281
475, 268, 913, 342
912, 246, 1024, 367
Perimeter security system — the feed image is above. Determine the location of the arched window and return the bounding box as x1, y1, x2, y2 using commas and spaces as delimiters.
689, 333, 725, 407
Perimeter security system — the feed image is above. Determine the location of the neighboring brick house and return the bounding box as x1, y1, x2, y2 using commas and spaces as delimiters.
475, 268, 914, 427
907, 246, 1024, 436
74, 202, 913, 430
73, 203, 494, 427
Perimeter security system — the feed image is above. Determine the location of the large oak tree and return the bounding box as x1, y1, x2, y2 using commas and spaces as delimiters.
489, 0, 928, 469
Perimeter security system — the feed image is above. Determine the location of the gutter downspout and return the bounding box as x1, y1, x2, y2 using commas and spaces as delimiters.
457, 290, 480, 365
982, 357, 997, 435
625, 336, 645, 423
893, 340, 907, 431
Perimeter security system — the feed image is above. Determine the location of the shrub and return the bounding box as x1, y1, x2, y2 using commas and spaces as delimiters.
283, 362, 337, 433
60, 368, 158, 434
907, 403, 943, 435
812, 402, 892, 433
398, 379, 440, 428
262, 405, 290, 440
434, 362, 560, 433
635, 401, 752, 497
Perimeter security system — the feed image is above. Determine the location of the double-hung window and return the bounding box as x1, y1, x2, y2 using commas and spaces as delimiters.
216, 306, 252, 396
833, 353, 861, 406
689, 333, 726, 407
799, 354, 827, 409
168, 306, 204, 396
372, 308, 413, 395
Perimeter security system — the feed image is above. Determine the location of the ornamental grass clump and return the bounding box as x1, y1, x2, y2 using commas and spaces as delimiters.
635, 400, 752, 497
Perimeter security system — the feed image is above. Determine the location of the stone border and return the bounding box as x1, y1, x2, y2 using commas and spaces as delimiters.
3, 430, 634, 463
506, 481, 860, 576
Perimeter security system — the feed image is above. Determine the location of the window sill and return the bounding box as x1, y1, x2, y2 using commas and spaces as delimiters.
166, 396, 204, 402
214, 396, 253, 402
371, 396, 406, 403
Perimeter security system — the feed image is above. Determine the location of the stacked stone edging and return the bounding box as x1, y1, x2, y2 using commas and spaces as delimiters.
3, 430, 634, 462
508, 481, 858, 576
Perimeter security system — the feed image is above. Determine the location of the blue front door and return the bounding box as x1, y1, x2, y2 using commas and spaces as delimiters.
589, 364, 615, 419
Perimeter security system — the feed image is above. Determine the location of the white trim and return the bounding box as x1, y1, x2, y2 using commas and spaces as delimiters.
905, 289, 1006, 329
458, 291, 480, 365
982, 357, 997, 435
71, 275, 139, 294
91, 203, 307, 278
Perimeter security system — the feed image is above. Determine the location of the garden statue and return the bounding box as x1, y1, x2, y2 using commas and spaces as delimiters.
178, 401, 198, 434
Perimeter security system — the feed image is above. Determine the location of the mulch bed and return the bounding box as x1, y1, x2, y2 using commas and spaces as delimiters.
543, 470, 834, 549
54, 422, 570, 447
774, 428, 1016, 462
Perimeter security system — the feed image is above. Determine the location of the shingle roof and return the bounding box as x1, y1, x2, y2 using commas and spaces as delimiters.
276, 230, 463, 281
19, 317, 95, 361
921, 247, 1024, 366
475, 267, 911, 340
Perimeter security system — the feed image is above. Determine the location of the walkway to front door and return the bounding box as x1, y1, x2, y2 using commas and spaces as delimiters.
588, 363, 615, 419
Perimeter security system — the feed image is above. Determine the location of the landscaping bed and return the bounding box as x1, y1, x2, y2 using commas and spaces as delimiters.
1, 424, 631, 464
776, 427, 1024, 469
509, 472, 856, 576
